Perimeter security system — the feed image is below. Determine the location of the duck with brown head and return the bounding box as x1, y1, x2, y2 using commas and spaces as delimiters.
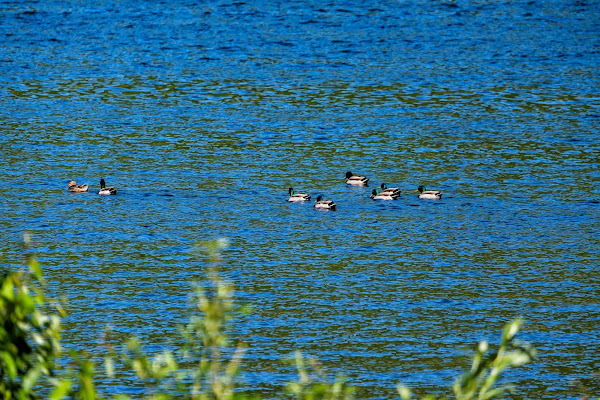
67, 180, 89, 193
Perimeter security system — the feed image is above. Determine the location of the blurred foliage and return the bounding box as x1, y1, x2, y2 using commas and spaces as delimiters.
285, 351, 354, 400
0, 235, 63, 399
397, 319, 536, 400
2, 237, 595, 399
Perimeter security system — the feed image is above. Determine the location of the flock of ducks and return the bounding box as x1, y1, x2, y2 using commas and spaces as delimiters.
68, 172, 442, 208
67, 179, 117, 195
288, 171, 442, 210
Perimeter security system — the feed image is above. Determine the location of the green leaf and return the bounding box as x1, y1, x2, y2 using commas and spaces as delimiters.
49, 379, 72, 400
396, 384, 411, 400
1, 351, 18, 379
28, 257, 44, 282
104, 356, 115, 378
22, 365, 42, 392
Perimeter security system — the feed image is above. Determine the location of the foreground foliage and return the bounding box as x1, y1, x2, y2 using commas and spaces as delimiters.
0, 237, 63, 399
1, 238, 585, 399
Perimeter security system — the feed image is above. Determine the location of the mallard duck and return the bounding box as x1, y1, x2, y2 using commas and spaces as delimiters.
370, 188, 399, 200
415, 185, 442, 199
67, 180, 89, 193
379, 183, 401, 196
287, 187, 311, 202
314, 195, 336, 210
345, 171, 369, 186
98, 179, 117, 195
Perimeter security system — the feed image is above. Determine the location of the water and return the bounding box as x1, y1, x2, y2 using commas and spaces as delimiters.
1, 0, 599, 398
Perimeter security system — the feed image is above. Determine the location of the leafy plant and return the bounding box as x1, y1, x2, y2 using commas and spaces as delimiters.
397, 319, 536, 400
285, 351, 354, 400
104, 238, 253, 400
2, 236, 575, 400
0, 235, 63, 399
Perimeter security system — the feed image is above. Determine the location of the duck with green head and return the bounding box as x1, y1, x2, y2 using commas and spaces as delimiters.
379, 183, 401, 196
98, 179, 117, 195
287, 187, 311, 202
370, 188, 399, 200
345, 171, 369, 186
415, 185, 442, 199
314, 195, 336, 210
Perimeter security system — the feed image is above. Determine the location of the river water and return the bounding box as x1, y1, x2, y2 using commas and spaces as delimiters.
1, 0, 599, 398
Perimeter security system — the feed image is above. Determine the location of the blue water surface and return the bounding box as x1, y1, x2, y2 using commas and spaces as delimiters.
1, 0, 599, 398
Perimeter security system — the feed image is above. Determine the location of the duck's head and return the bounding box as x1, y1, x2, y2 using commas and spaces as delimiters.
345, 171, 353, 179
100, 179, 106, 189
288, 187, 294, 195
68, 180, 77, 187
370, 189, 378, 198
380, 183, 388, 190
414, 185, 425, 193
316, 195, 323, 202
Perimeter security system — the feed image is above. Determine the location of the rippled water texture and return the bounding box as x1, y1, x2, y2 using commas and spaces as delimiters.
1, 0, 599, 398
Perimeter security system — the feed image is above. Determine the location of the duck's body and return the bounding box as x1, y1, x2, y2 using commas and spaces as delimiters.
345, 171, 369, 186
371, 189, 399, 200
67, 180, 89, 193
314, 195, 336, 210
415, 185, 442, 199
379, 183, 401, 197
98, 179, 117, 195
99, 187, 117, 195
287, 187, 311, 202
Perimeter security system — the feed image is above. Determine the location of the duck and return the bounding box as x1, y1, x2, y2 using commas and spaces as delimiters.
379, 183, 401, 196
287, 187, 311, 202
314, 195, 337, 210
67, 180, 89, 193
415, 185, 442, 199
345, 171, 369, 186
98, 179, 117, 195
370, 188, 399, 200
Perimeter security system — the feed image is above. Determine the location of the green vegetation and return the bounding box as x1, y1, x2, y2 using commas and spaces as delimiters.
2, 237, 589, 400
0, 236, 63, 400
